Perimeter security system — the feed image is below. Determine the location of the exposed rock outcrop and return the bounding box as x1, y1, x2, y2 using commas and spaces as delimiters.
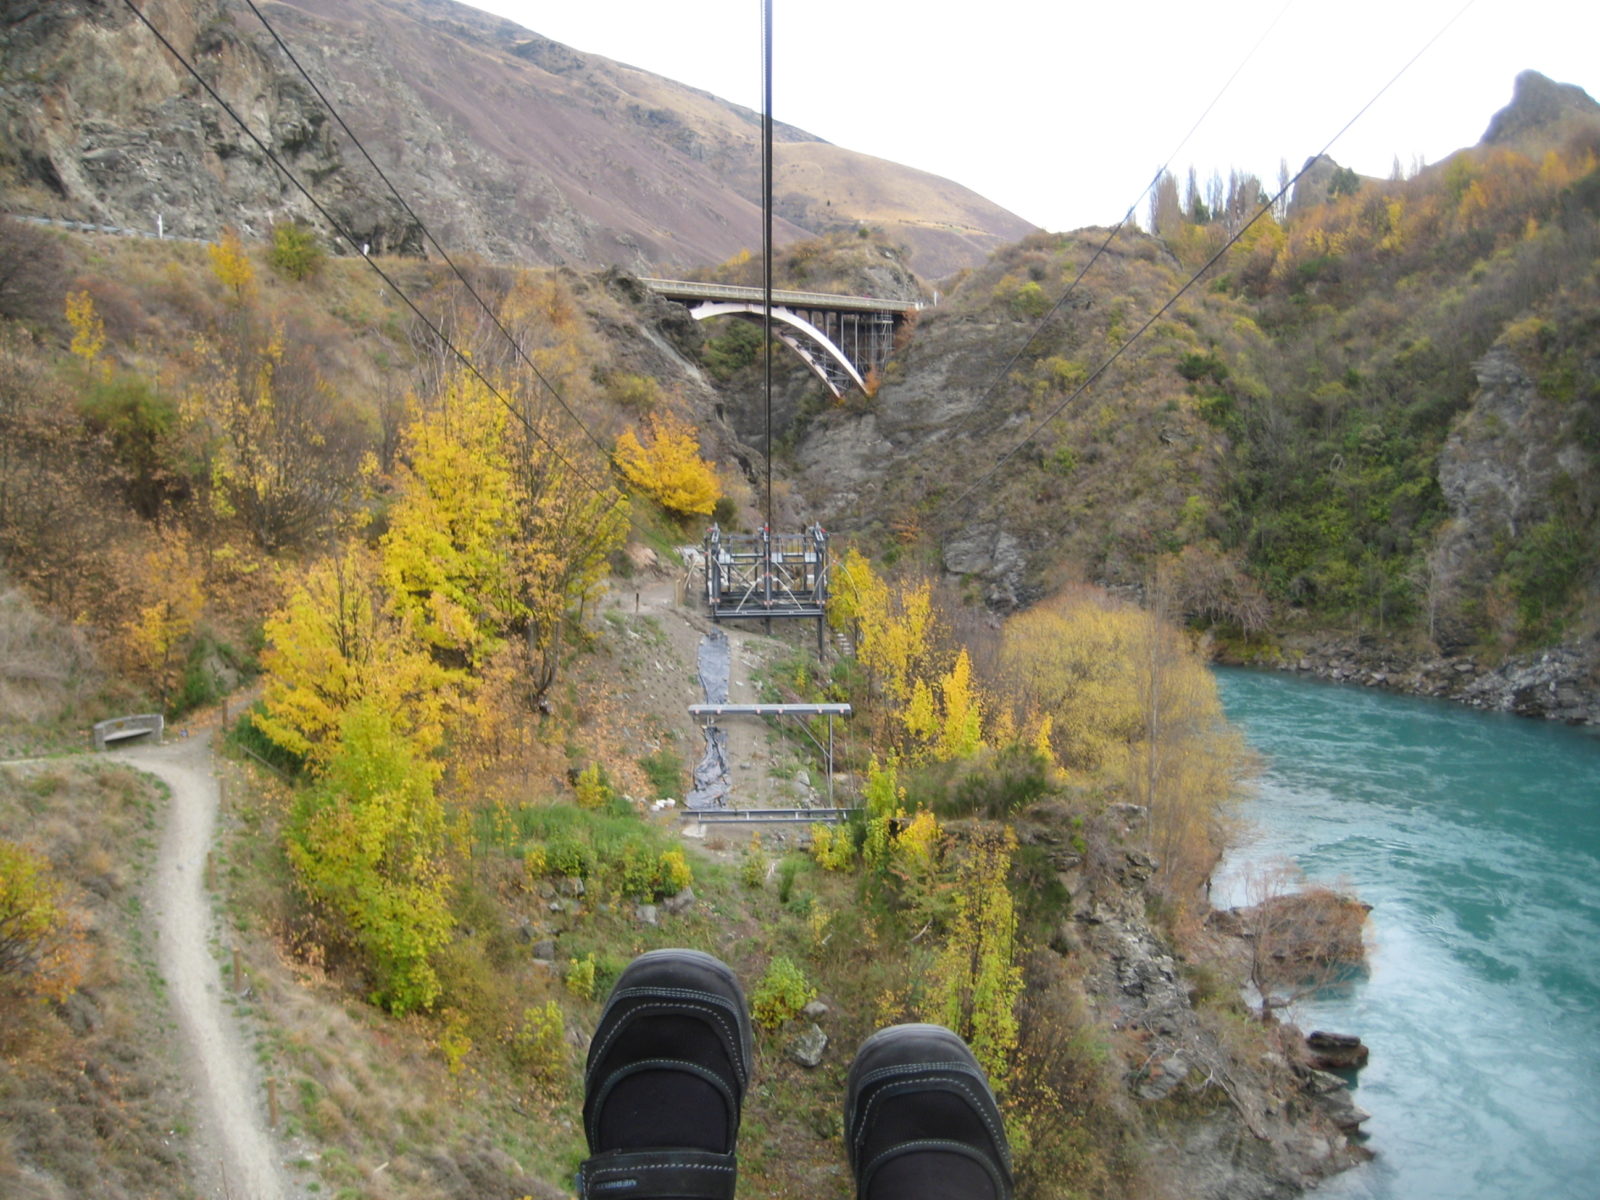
1483, 69, 1600, 148
0, 0, 1032, 275
1013, 804, 1369, 1198
1433, 347, 1598, 633
1250, 634, 1600, 726
1306, 1031, 1369, 1072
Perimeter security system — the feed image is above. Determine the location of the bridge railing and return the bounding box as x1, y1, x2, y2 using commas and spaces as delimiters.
640, 277, 918, 314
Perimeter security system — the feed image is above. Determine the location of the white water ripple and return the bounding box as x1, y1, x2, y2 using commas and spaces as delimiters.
1213, 668, 1600, 1200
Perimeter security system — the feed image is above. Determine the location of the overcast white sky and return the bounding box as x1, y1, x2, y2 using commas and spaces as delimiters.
467, 1, 1598, 234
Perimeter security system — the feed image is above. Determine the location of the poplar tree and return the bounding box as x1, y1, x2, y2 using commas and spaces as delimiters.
930, 827, 1021, 1084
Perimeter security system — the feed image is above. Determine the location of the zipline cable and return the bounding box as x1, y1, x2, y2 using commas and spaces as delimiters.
934, 0, 1478, 522
117, 0, 629, 523
235, 0, 614, 463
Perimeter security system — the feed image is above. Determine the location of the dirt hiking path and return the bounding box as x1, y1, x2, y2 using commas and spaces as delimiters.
115, 734, 290, 1200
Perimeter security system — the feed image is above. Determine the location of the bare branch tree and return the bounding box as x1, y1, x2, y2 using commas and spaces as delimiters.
1240, 860, 1369, 1023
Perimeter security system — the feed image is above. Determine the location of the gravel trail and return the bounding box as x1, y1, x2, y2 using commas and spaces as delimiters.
116, 734, 289, 1200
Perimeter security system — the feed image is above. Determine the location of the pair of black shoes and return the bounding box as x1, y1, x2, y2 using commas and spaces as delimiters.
578, 949, 1013, 1200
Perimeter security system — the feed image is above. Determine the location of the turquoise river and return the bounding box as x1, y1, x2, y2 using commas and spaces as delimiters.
1212, 667, 1600, 1200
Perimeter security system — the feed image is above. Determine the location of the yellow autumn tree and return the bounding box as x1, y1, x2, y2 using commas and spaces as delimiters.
286, 697, 453, 1014
929, 827, 1021, 1084
0, 840, 86, 1004
826, 548, 943, 750
207, 226, 256, 304
934, 649, 985, 761
257, 543, 451, 769
184, 323, 362, 553
613, 411, 720, 517
1000, 589, 1143, 772
120, 530, 205, 711
382, 375, 519, 669
503, 401, 628, 706
65, 290, 106, 373
1000, 587, 1245, 907
380, 367, 625, 711
1123, 607, 1247, 904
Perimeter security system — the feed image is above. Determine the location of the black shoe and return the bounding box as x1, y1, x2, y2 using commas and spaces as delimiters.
579, 949, 754, 1200
844, 1023, 1013, 1200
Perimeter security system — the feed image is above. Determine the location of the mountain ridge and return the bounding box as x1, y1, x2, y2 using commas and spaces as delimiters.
0, 0, 1036, 278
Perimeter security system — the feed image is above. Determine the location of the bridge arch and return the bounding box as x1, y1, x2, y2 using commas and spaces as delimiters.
688, 301, 867, 397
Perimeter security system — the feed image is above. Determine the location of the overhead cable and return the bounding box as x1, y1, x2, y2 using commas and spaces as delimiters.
939, 0, 1297, 447
236, 0, 614, 462
117, 0, 627, 518
935, 0, 1478, 521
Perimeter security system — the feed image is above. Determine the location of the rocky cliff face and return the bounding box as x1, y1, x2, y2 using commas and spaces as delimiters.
1016, 802, 1370, 1199
0, 0, 424, 252
0, 0, 1035, 274
1483, 69, 1600, 149
1435, 346, 1597, 611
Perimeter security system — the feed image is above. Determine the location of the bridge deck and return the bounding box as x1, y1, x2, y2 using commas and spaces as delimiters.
641, 278, 918, 315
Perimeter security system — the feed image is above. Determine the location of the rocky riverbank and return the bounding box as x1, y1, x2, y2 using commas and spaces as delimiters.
1229, 633, 1600, 727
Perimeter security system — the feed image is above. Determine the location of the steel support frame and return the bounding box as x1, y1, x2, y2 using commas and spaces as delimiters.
704, 523, 829, 653
687, 701, 851, 806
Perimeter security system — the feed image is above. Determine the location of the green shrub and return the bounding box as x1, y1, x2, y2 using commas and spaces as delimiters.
702, 321, 763, 380
227, 703, 305, 778
1009, 280, 1049, 319
1177, 351, 1229, 384
574, 763, 613, 810
810, 823, 856, 871
511, 801, 692, 899
777, 855, 801, 904
638, 748, 684, 800
928, 744, 1052, 819
268, 222, 324, 281
546, 836, 596, 879
740, 834, 768, 888
566, 953, 598, 1001
1504, 514, 1586, 634
507, 1001, 567, 1095
658, 847, 693, 894
749, 955, 816, 1029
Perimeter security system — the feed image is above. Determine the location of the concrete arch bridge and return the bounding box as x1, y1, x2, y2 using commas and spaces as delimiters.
642, 278, 920, 398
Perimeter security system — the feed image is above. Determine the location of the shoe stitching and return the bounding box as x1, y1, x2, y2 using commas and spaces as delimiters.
589, 1001, 745, 1089
589, 1163, 736, 1176
589, 993, 748, 1087
599, 987, 748, 1058
859, 1138, 1006, 1197
851, 1073, 1007, 1163
853, 1058, 972, 1089
581, 1156, 736, 1199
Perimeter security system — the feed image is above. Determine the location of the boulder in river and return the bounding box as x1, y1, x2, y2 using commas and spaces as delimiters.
1307, 1030, 1369, 1070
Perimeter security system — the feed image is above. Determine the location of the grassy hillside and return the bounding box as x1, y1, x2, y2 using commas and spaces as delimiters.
786, 127, 1600, 661
0, 758, 192, 1200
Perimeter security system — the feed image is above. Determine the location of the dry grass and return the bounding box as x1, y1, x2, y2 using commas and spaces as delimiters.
0, 585, 100, 730
0, 761, 193, 1200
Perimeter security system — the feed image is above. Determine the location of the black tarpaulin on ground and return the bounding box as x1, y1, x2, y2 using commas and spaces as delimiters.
687, 629, 731, 809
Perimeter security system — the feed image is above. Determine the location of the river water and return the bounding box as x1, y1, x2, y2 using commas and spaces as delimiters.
1212, 668, 1600, 1200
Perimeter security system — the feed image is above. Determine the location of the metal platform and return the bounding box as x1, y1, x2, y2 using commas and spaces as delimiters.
704, 523, 830, 651
686, 701, 852, 809
682, 806, 858, 826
